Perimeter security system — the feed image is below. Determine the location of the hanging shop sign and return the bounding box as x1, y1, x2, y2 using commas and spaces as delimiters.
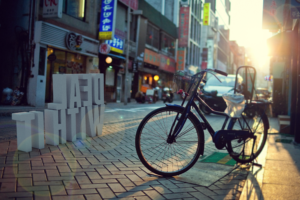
262, 0, 285, 30
99, 43, 111, 54
144, 49, 160, 67
105, 35, 124, 54
176, 48, 186, 71
43, 0, 63, 18
291, 0, 300, 18
203, 3, 210, 26
99, 0, 117, 40
160, 54, 176, 73
65, 32, 83, 51
178, 7, 190, 47
119, 0, 138, 10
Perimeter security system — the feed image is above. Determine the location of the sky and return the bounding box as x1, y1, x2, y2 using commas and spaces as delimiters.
229, 0, 272, 66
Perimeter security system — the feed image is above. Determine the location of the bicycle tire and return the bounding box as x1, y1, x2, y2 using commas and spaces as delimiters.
135, 106, 204, 177
226, 109, 268, 164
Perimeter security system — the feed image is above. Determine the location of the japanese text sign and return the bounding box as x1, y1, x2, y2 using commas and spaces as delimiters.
178, 7, 190, 47
43, 0, 63, 18
99, 0, 117, 40
119, 0, 138, 10
144, 49, 160, 67
105, 35, 124, 54
203, 3, 210, 25
176, 48, 185, 71
160, 54, 175, 73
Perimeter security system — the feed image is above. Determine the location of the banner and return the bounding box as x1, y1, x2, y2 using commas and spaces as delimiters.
203, 3, 210, 26
144, 49, 160, 67
99, 0, 117, 40
178, 7, 190, 47
176, 48, 186, 71
160, 54, 176, 73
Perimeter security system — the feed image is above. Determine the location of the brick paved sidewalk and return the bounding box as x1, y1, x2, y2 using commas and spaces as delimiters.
0, 110, 249, 200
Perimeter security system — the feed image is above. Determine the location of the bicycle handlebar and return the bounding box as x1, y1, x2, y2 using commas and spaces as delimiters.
214, 69, 228, 76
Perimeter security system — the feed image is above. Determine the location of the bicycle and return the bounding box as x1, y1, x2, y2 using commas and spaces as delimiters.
135, 67, 270, 177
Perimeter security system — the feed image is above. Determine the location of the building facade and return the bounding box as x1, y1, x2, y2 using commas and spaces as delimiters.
200, 0, 231, 73
0, 0, 100, 107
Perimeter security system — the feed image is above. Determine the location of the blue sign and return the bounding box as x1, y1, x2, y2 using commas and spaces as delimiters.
106, 35, 124, 54
291, 0, 300, 19
99, 0, 117, 40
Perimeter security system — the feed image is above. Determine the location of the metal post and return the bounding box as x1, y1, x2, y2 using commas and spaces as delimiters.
124, 5, 130, 105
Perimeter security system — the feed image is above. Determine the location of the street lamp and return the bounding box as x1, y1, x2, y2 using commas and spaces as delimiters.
124, 7, 142, 105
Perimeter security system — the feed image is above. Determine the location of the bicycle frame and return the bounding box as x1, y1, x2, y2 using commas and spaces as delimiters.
167, 71, 230, 142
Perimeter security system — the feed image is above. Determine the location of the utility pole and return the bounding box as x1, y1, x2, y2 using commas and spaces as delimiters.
124, 4, 130, 105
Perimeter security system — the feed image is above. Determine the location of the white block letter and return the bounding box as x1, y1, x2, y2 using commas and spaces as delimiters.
48, 74, 67, 110
66, 108, 79, 142
67, 74, 82, 109
76, 107, 87, 139
92, 74, 104, 105
86, 105, 105, 137
30, 111, 45, 149
45, 109, 67, 145
79, 74, 92, 107
12, 112, 35, 152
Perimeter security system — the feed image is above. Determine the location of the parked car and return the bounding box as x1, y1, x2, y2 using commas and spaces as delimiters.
199, 74, 237, 114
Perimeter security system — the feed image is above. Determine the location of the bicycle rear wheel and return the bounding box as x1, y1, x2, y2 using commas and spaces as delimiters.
227, 108, 268, 164
135, 106, 204, 177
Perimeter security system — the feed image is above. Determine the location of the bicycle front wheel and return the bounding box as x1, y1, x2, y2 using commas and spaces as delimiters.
227, 109, 268, 164
135, 106, 204, 177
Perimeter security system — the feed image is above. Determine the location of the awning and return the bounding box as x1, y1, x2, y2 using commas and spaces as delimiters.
267, 30, 295, 56
107, 53, 126, 60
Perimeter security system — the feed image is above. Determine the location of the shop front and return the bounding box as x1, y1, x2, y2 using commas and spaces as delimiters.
28, 22, 99, 106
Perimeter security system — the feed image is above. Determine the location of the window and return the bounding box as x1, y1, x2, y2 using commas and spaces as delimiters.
146, 24, 159, 49
63, 0, 86, 20
161, 33, 175, 57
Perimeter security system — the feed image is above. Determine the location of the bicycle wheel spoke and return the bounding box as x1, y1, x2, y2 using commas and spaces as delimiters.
136, 107, 203, 176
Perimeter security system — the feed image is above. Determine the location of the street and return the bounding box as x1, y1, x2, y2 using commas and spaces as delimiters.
0, 100, 251, 199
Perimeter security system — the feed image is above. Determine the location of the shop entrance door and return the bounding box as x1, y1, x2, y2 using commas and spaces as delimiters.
116, 74, 122, 103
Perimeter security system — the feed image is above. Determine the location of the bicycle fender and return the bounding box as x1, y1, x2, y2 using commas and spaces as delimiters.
261, 111, 269, 130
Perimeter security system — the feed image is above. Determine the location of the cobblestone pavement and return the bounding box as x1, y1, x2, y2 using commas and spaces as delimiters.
0, 101, 249, 199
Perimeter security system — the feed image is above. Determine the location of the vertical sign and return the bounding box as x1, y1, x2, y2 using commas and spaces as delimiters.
43, 0, 63, 18
99, 0, 117, 40
203, 3, 210, 26
178, 7, 190, 47
176, 48, 186, 71
262, 0, 285, 30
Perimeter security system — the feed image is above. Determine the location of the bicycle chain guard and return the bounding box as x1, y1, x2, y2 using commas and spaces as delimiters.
213, 130, 253, 150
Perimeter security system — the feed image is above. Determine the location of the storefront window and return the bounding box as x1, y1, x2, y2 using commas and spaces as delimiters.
161, 33, 175, 57
63, 0, 86, 20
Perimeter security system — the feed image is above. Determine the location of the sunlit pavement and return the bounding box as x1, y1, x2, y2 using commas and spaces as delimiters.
0, 101, 255, 200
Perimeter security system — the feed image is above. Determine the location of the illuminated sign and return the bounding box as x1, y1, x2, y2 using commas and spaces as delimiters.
203, 3, 210, 26
106, 35, 124, 54
99, 0, 117, 40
